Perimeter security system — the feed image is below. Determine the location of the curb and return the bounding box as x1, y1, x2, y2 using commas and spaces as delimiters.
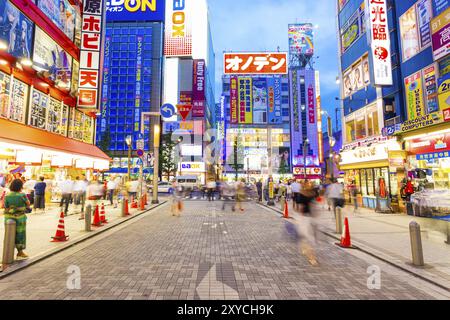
258, 202, 450, 293
0, 201, 168, 280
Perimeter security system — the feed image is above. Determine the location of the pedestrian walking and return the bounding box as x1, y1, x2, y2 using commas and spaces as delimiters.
171, 181, 184, 217
73, 176, 88, 219
87, 180, 105, 209
221, 182, 236, 212
236, 179, 246, 212
23, 176, 37, 206
325, 178, 345, 216
206, 179, 217, 201
3, 179, 31, 263
291, 179, 301, 211
127, 178, 139, 202
33, 176, 46, 213
59, 176, 74, 216
286, 181, 293, 201
256, 179, 263, 202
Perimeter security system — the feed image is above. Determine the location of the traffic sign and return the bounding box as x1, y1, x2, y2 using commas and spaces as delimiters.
177, 104, 193, 121
160, 103, 176, 119
137, 149, 144, 157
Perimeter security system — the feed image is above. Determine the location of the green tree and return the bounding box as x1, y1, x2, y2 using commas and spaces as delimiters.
159, 133, 177, 181
98, 129, 111, 156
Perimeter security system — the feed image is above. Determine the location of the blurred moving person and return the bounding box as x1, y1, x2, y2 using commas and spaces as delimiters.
221, 182, 236, 212
33, 176, 46, 213
206, 179, 217, 201
325, 178, 345, 216
236, 179, 246, 212
74, 176, 88, 219
59, 176, 74, 216
171, 181, 184, 217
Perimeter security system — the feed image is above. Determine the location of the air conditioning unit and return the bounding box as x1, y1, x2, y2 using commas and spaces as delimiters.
385, 104, 394, 112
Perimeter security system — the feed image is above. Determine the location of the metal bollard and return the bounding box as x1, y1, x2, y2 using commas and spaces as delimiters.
121, 199, 127, 217
85, 205, 92, 232
409, 221, 425, 266
335, 206, 343, 235
2, 219, 16, 265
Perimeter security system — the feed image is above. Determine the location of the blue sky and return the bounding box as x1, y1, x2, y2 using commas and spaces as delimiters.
208, 0, 340, 130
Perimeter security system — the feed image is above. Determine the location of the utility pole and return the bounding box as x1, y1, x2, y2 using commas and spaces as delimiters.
234, 136, 238, 181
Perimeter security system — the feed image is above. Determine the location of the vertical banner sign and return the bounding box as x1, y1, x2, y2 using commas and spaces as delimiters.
230, 76, 238, 124
267, 77, 275, 123
29, 89, 49, 130
101, 35, 111, 132
273, 76, 282, 124
135, 35, 143, 132
405, 71, 425, 120
417, 0, 433, 49
164, 0, 192, 56
252, 78, 268, 124
431, 6, 450, 61
238, 78, 253, 124
308, 85, 315, 124
367, 0, 393, 86
192, 59, 205, 117
78, 0, 105, 110
423, 64, 439, 113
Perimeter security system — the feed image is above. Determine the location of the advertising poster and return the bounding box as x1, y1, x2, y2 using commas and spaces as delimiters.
230, 76, 238, 124
439, 56, 450, 76
291, 70, 299, 132
106, 0, 165, 21
71, 60, 80, 94
9, 79, 28, 123
267, 77, 282, 124
343, 68, 353, 97
405, 71, 425, 120
192, 59, 206, 117
288, 23, 314, 56
238, 77, 252, 124
362, 56, 370, 86
431, 6, 450, 61
47, 97, 63, 134
252, 78, 267, 124
37, 0, 75, 40
423, 64, 439, 113
438, 75, 450, 112
29, 89, 49, 130
180, 91, 192, 105
164, 0, 192, 57
338, 0, 349, 11
0, 0, 33, 59
400, 5, 420, 61
33, 27, 73, 89
0, 71, 11, 119
432, 0, 449, 16
417, 0, 433, 49
341, 12, 360, 53
352, 60, 364, 91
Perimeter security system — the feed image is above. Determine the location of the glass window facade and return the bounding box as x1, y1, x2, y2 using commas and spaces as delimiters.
97, 22, 162, 153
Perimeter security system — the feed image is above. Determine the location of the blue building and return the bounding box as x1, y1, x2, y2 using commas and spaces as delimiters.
96, 2, 165, 171
337, 0, 450, 213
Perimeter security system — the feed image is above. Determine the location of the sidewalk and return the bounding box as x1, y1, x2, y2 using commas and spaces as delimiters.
265, 200, 450, 291
0, 197, 167, 277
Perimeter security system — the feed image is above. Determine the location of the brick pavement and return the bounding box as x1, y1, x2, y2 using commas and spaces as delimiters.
0, 200, 448, 300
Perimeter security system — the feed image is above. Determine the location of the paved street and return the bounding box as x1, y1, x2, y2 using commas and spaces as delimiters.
0, 200, 448, 300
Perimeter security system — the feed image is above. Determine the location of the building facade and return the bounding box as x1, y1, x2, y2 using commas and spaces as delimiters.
162, 0, 215, 184
0, 0, 109, 202
337, 0, 450, 215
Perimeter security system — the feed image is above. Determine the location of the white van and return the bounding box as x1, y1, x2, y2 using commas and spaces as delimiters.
176, 175, 199, 190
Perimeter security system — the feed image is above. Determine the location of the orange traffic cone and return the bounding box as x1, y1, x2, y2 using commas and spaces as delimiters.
336, 217, 354, 248
124, 199, 130, 216
144, 193, 148, 205
139, 196, 145, 210
92, 205, 102, 227
100, 203, 108, 224
131, 196, 138, 209
283, 201, 289, 219
51, 211, 69, 242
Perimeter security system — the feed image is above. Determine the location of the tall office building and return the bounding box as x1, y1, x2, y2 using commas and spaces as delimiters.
96, 0, 165, 173
162, 0, 215, 184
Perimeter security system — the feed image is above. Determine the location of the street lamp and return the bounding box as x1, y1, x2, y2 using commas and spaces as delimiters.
303, 138, 309, 181
152, 124, 161, 204
125, 135, 132, 180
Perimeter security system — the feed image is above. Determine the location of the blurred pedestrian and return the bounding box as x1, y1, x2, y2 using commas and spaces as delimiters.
3, 179, 31, 262
59, 176, 74, 216
256, 179, 263, 202
236, 179, 246, 212
206, 179, 217, 201
107, 178, 117, 207
171, 181, 184, 217
74, 176, 88, 219
291, 179, 301, 211
127, 178, 139, 202
23, 176, 36, 205
33, 176, 46, 213
221, 182, 236, 212
325, 178, 345, 216
87, 180, 105, 209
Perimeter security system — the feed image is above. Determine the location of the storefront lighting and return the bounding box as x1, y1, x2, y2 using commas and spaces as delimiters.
0, 41, 7, 51
0, 59, 8, 66
20, 58, 33, 67
403, 128, 450, 141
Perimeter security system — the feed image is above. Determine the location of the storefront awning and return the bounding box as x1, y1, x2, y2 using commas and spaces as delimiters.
0, 118, 110, 161
339, 160, 389, 171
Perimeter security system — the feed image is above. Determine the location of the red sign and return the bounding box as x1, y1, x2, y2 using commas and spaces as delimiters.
224, 52, 287, 75
409, 133, 450, 154
444, 108, 450, 122
177, 104, 193, 121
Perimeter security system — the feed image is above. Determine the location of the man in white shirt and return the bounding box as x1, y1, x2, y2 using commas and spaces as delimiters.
291, 179, 301, 211
206, 180, 217, 201
127, 179, 139, 201
23, 176, 37, 205
325, 179, 345, 215
107, 178, 117, 207
59, 176, 74, 216
74, 176, 89, 219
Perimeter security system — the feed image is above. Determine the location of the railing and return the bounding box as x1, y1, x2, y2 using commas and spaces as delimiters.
385, 116, 401, 127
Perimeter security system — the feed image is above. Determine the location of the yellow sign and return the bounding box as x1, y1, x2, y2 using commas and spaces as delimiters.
438, 78, 450, 113
405, 71, 425, 120
400, 111, 444, 133
269, 182, 274, 199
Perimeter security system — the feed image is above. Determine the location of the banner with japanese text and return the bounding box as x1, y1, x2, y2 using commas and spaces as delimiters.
238, 78, 253, 124
192, 59, 206, 117
405, 71, 425, 120
78, 0, 105, 110
367, 0, 393, 85
252, 78, 267, 124
230, 76, 238, 124
224, 53, 287, 75
267, 77, 282, 124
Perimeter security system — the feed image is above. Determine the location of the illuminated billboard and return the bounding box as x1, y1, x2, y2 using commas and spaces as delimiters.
106, 0, 165, 21
224, 52, 287, 75
288, 23, 314, 56
164, 0, 192, 57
